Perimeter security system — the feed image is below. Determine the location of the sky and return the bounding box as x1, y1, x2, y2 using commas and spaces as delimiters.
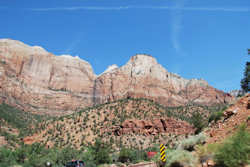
0, 0, 249, 92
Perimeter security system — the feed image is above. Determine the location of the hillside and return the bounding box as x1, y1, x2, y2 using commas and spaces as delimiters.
0, 103, 50, 148
23, 98, 226, 150
206, 93, 250, 143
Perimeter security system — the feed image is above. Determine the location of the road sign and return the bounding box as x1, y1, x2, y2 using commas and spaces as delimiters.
160, 144, 166, 163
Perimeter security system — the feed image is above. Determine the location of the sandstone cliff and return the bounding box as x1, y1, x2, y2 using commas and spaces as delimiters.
0, 39, 96, 114
94, 54, 233, 106
0, 39, 233, 114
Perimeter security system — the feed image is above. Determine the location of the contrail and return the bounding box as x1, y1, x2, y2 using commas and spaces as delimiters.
65, 32, 85, 54
171, 0, 188, 57
29, 6, 250, 12
30, 6, 131, 11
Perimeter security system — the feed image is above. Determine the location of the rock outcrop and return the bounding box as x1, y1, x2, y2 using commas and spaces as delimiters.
0, 39, 234, 114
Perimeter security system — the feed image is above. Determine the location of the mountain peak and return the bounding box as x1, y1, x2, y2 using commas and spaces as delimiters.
0, 38, 48, 55
129, 54, 157, 65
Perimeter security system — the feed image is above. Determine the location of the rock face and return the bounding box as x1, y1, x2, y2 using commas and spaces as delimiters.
0, 39, 234, 114
0, 39, 96, 114
94, 54, 233, 106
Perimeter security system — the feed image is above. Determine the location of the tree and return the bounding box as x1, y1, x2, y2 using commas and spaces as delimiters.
90, 138, 112, 164
241, 61, 250, 93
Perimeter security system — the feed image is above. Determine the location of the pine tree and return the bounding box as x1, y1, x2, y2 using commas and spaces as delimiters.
241, 61, 250, 93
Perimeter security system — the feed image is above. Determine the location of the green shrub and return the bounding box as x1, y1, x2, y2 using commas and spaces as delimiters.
190, 112, 207, 134
118, 147, 134, 163
0, 147, 17, 166
247, 116, 250, 122
0, 60, 6, 64
196, 143, 220, 163
130, 149, 149, 163
208, 111, 224, 123
215, 124, 250, 167
177, 133, 206, 151
166, 149, 198, 167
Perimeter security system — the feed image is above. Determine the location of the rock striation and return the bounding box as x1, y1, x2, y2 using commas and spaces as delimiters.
0, 39, 234, 114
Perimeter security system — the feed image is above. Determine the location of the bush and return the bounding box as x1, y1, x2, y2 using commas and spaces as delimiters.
196, 143, 220, 163
0, 147, 17, 166
215, 124, 250, 167
190, 112, 207, 134
130, 149, 149, 163
166, 149, 198, 167
118, 147, 133, 163
247, 116, 250, 122
208, 111, 224, 123
177, 133, 206, 151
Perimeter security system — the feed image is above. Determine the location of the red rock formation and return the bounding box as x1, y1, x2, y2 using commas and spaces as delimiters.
0, 39, 234, 115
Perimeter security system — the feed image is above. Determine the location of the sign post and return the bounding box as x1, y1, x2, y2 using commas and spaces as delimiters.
160, 144, 166, 166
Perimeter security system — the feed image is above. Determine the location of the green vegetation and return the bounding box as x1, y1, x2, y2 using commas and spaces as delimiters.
0, 60, 6, 64
247, 116, 250, 122
118, 147, 134, 163
177, 133, 206, 151
0, 103, 50, 138
151, 123, 250, 167
165, 149, 198, 167
48, 87, 67, 92
89, 138, 112, 164
215, 124, 250, 167
196, 143, 220, 163
0, 143, 88, 167
0, 98, 233, 166
0, 140, 150, 166
208, 111, 224, 123
190, 112, 207, 134
241, 61, 250, 93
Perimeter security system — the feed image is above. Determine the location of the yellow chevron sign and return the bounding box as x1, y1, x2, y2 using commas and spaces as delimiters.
160, 144, 166, 162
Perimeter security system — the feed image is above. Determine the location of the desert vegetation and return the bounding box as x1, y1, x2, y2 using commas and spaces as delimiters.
1, 96, 249, 167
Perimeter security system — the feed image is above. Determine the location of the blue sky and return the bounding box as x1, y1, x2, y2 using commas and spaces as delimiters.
0, 0, 249, 92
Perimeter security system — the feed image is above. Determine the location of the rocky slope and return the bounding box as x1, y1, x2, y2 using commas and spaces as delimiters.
206, 93, 250, 143
23, 98, 199, 149
0, 39, 234, 114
